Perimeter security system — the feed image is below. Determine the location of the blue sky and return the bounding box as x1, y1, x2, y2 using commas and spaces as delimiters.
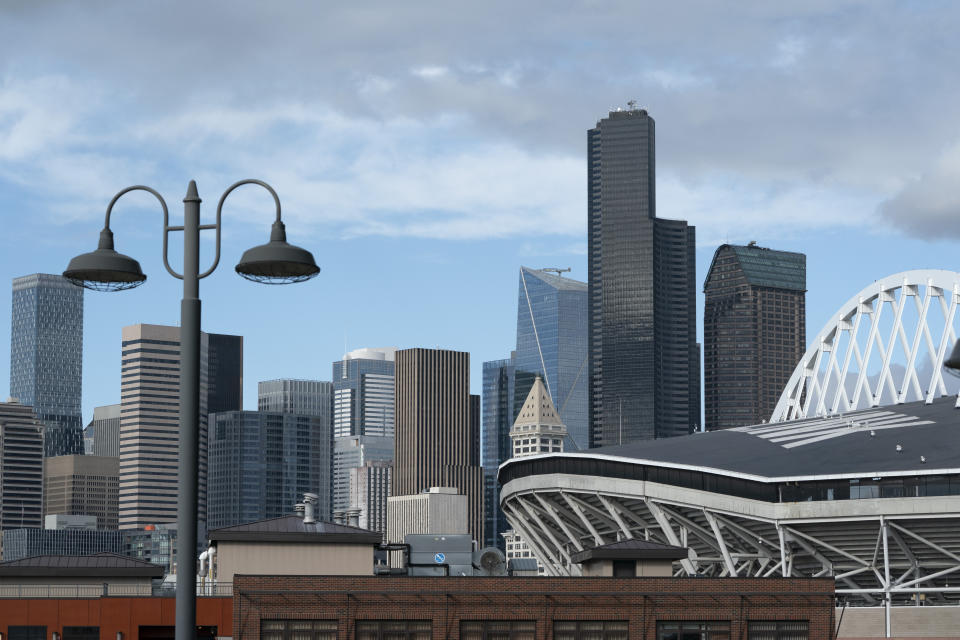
2, 2, 960, 423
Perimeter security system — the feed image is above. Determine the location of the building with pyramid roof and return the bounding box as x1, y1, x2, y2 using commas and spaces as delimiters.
509, 375, 568, 458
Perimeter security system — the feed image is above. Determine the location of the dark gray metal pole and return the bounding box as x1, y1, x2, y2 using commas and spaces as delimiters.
176, 180, 202, 640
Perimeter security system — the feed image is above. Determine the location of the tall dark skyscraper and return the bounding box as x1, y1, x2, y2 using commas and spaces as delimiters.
393, 348, 483, 544
588, 108, 700, 446
703, 243, 806, 429
515, 267, 588, 450
10, 274, 84, 457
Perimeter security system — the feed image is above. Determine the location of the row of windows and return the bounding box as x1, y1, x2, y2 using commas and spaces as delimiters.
500, 457, 960, 504
261, 620, 808, 640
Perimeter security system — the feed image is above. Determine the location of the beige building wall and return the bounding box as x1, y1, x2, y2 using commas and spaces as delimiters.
386, 488, 468, 567
579, 559, 672, 577
213, 541, 373, 582
43, 454, 118, 529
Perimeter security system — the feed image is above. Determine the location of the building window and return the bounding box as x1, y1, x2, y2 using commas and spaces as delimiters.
8, 629, 46, 640
553, 621, 628, 640
657, 622, 729, 640
747, 621, 808, 640
612, 560, 635, 577
355, 620, 431, 640
261, 620, 337, 640
462, 620, 536, 640
63, 628, 100, 640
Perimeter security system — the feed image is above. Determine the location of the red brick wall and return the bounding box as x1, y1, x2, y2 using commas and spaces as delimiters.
233, 575, 835, 640
0, 597, 232, 639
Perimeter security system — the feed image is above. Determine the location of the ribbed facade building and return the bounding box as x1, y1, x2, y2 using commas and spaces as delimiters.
588, 108, 700, 446
85, 404, 121, 457
118, 324, 242, 532
332, 348, 395, 513
43, 455, 119, 530
9, 273, 84, 457
207, 410, 331, 530
394, 348, 483, 544
516, 267, 588, 450
258, 379, 332, 416
0, 402, 44, 536
703, 243, 807, 429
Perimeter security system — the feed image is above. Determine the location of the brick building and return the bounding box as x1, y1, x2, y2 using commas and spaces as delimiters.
233, 575, 835, 640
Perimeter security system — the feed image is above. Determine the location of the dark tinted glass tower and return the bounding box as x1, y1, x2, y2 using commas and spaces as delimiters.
10, 274, 84, 457
515, 267, 588, 450
207, 410, 331, 529
588, 108, 700, 446
703, 243, 806, 429
481, 357, 514, 549
393, 348, 483, 544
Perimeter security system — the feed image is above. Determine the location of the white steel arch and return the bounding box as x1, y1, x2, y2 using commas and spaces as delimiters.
772, 270, 960, 422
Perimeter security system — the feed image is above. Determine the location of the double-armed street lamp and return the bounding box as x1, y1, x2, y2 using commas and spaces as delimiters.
63, 179, 319, 640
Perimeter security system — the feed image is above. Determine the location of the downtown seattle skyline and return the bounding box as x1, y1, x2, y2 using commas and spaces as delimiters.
2, 3, 960, 422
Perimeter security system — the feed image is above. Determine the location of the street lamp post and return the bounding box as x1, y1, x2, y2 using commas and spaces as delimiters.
63, 179, 319, 640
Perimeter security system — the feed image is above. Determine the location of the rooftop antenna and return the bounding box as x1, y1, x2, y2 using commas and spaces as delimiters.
542, 267, 571, 278
627, 99, 638, 110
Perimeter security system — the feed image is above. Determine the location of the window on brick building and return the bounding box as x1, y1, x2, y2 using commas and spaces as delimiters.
747, 620, 808, 640
355, 620, 431, 640
8, 627, 46, 640
657, 621, 730, 640
553, 620, 628, 640
461, 620, 536, 640
261, 620, 337, 640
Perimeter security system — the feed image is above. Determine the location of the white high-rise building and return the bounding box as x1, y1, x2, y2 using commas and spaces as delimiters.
332, 347, 396, 512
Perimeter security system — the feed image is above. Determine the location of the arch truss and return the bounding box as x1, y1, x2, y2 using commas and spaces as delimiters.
502, 487, 960, 607
772, 270, 960, 422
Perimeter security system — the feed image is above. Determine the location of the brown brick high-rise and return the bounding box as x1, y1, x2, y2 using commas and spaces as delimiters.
393, 348, 483, 544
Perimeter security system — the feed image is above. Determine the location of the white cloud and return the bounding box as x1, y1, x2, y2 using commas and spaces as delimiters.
411, 65, 449, 80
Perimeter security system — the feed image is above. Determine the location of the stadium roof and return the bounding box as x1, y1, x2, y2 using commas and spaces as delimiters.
502, 396, 960, 482
208, 515, 383, 544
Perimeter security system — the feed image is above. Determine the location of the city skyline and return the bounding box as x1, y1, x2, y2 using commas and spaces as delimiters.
3, 3, 960, 426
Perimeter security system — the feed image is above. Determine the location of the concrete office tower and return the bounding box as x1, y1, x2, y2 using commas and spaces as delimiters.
516, 267, 588, 450
332, 348, 395, 513
259, 379, 332, 416
0, 402, 44, 535
394, 348, 484, 544
704, 243, 807, 429
86, 403, 121, 457
386, 487, 468, 565
43, 455, 119, 529
207, 410, 331, 530
348, 460, 392, 535
588, 107, 700, 446
118, 324, 242, 531
9, 274, 84, 457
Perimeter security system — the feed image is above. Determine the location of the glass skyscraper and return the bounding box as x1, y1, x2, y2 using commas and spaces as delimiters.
481, 357, 515, 549
10, 273, 84, 457
331, 348, 395, 512
207, 410, 331, 530
588, 108, 700, 446
515, 267, 588, 451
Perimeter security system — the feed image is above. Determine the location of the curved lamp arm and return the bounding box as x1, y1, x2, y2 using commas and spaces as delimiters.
199, 179, 282, 279
104, 185, 182, 280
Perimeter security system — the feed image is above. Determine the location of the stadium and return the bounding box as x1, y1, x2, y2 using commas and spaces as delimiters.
500, 271, 960, 618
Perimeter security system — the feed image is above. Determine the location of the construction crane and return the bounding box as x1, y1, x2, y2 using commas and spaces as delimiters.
542, 268, 571, 277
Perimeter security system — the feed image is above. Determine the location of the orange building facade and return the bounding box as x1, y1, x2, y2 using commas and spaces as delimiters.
0, 597, 232, 640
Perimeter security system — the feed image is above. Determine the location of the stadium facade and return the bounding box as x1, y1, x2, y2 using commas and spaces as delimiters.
500, 395, 960, 613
